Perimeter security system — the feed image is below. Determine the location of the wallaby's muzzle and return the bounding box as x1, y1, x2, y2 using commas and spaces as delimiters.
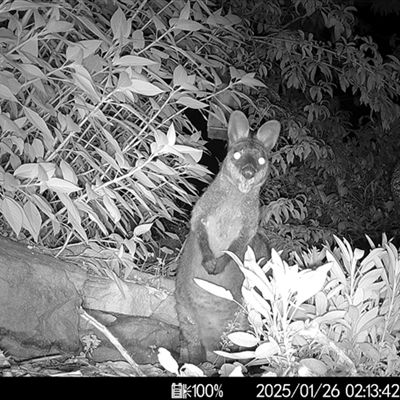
241, 163, 257, 179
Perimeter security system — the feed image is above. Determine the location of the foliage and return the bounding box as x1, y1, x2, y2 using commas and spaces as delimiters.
158, 347, 206, 377
191, 237, 400, 376
1, 0, 400, 271
219, 0, 400, 253
0, 0, 265, 275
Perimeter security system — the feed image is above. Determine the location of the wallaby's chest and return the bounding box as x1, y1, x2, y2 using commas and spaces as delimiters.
194, 185, 256, 257
202, 207, 242, 257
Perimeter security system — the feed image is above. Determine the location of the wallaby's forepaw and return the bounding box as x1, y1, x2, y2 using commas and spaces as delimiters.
203, 258, 218, 275
203, 254, 229, 275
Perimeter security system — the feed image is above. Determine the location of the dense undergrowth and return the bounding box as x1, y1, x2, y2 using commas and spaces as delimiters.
1, 0, 400, 271
0, 0, 266, 275
159, 236, 400, 377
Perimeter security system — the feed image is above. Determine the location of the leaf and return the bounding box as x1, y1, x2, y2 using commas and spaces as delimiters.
333, 235, 353, 274
44, 20, 73, 34
23, 200, 41, 242
46, 178, 81, 194
179, 1, 191, 20
97, 148, 120, 171
294, 262, 331, 306
239, 257, 274, 301
58, 193, 88, 242
114, 55, 157, 67
32, 138, 44, 159
19, 36, 38, 57
79, 40, 102, 57
58, 193, 81, 223
3, 172, 19, 192
326, 250, 347, 285
0, 84, 18, 101
127, 80, 164, 96
18, 63, 47, 80
173, 65, 188, 87
358, 269, 382, 290
31, 194, 54, 218
2, 197, 23, 236
166, 123, 176, 146
358, 343, 381, 361
298, 359, 328, 376
219, 364, 244, 377
66, 40, 102, 61
14, 163, 39, 179
133, 223, 153, 236
132, 30, 145, 49
356, 306, 381, 334
315, 291, 327, 315
194, 278, 234, 301
314, 310, 346, 324
241, 286, 271, 319
103, 194, 121, 223
213, 350, 255, 360
75, 201, 107, 235
8, 0, 41, 10
179, 364, 205, 377
133, 170, 156, 188
123, 238, 137, 255
228, 366, 244, 377
72, 65, 100, 101
172, 19, 204, 32
77, 16, 109, 42
110, 7, 128, 39
23, 106, 55, 149
239, 73, 266, 88
152, 15, 166, 31
360, 248, 384, 274
176, 96, 208, 109
157, 348, 179, 375
60, 160, 78, 184
255, 341, 280, 359
173, 144, 203, 163
228, 332, 259, 348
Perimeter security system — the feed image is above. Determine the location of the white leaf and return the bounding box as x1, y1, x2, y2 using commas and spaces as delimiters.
179, 363, 205, 377
214, 350, 255, 360
298, 358, 327, 376
157, 348, 179, 375
60, 160, 78, 184
46, 177, 82, 194
166, 123, 176, 146
255, 341, 280, 359
134, 223, 153, 236
228, 365, 244, 377
227, 332, 259, 348
194, 278, 234, 301
2, 197, 23, 236
294, 262, 331, 306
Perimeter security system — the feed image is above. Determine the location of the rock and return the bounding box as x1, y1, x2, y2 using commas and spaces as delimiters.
0, 237, 179, 364
0, 237, 83, 358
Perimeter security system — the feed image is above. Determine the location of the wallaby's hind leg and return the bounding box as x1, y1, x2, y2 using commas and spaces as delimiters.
176, 302, 206, 364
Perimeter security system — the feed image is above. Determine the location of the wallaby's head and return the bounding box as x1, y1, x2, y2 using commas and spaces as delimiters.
223, 111, 280, 194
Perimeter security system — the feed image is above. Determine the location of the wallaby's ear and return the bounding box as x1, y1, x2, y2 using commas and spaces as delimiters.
255, 120, 280, 152
227, 111, 250, 143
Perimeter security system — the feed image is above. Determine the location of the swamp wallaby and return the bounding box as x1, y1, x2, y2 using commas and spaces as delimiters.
175, 111, 280, 364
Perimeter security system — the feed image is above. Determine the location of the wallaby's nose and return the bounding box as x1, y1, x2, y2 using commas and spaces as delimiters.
242, 164, 256, 179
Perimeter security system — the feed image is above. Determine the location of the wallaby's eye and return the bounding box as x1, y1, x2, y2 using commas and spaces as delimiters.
233, 152, 241, 160
258, 157, 266, 165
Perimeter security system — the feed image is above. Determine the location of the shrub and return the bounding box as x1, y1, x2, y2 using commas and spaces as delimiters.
198, 237, 400, 376
0, 0, 263, 276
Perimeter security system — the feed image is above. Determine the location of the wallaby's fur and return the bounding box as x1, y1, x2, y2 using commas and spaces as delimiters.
175, 111, 280, 364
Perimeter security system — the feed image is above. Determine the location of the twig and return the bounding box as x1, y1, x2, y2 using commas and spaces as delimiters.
79, 308, 146, 376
